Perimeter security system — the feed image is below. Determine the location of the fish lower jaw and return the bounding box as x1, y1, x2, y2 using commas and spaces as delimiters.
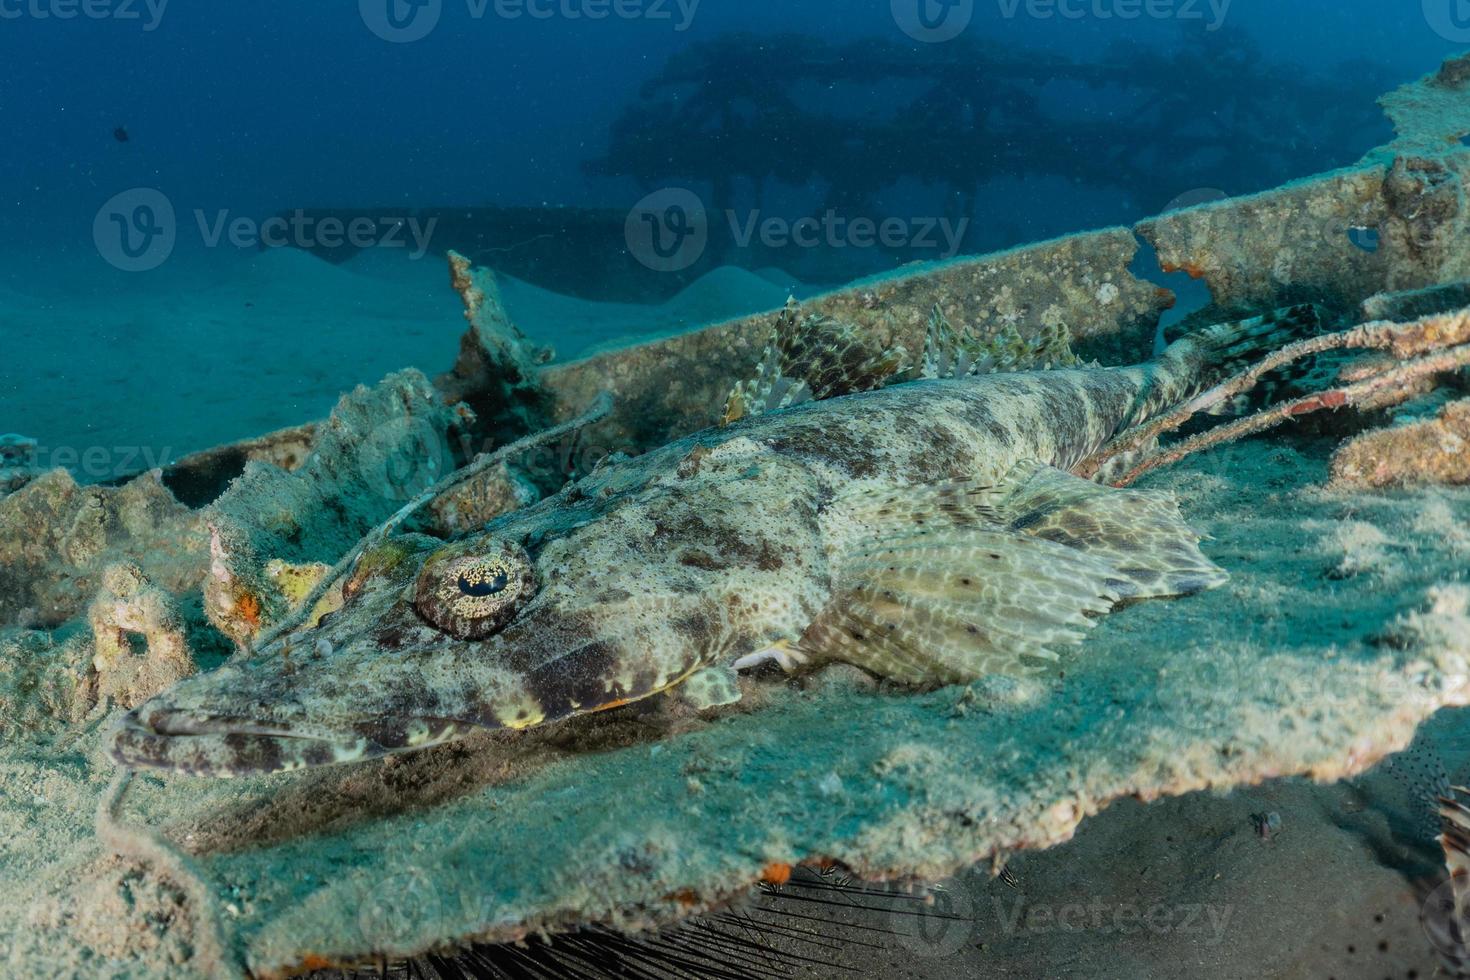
108, 709, 372, 778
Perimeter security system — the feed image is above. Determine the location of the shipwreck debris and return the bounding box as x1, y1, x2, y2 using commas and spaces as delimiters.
87, 562, 197, 711
0, 432, 39, 498
439, 250, 556, 441
1331, 398, 1470, 489
0, 468, 205, 629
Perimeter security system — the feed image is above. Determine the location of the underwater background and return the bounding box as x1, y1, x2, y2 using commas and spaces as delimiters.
6, 4, 1470, 979
1, 1, 1466, 472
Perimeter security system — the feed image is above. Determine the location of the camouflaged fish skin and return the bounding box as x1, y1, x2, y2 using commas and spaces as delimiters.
109, 332, 1244, 777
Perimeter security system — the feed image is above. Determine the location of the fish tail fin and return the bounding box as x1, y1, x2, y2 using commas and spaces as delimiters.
1147, 304, 1324, 417
1176, 303, 1322, 380
1427, 786, 1470, 975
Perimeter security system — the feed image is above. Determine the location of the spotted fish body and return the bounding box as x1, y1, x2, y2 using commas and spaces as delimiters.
110, 306, 1317, 776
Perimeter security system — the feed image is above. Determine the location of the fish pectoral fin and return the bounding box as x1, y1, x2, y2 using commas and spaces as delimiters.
677, 666, 743, 711
994, 461, 1229, 600
806, 468, 1225, 684
803, 524, 1121, 684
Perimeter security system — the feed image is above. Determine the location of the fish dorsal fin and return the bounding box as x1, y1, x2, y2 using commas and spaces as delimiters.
921, 305, 1085, 381
723, 299, 908, 425
800, 463, 1225, 683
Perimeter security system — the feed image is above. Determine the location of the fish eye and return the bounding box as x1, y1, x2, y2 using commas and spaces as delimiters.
414, 541, 536, 639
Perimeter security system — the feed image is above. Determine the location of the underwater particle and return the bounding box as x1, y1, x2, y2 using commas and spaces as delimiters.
818, 772, 845, 797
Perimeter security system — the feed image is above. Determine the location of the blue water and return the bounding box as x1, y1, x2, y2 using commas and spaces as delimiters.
1, 3, 1462, 258
0, 1, 1466, 462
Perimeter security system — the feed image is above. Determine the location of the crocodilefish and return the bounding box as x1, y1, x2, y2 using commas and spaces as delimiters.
110, 302, 1318, 776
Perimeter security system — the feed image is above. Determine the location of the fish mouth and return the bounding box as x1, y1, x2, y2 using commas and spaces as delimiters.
109, 707, 375, 778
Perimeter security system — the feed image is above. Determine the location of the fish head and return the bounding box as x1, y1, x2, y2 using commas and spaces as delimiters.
110, 437, 829, 777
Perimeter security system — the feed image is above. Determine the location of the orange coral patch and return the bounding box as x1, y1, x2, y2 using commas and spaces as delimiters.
237, 593, 262, 629
760, 862, 793, 886
1160, 260, 1208, 280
